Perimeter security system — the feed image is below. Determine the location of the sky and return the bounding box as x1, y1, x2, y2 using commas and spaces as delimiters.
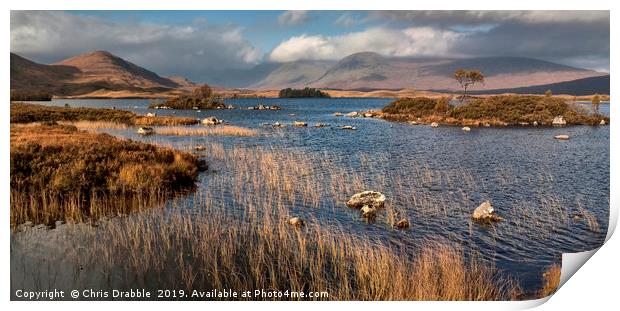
10, 10, 610, 83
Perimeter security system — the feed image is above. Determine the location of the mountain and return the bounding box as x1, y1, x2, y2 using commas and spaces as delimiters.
465, 75, 610, 96
11, 51, 190, 97
251, 52, 606, 92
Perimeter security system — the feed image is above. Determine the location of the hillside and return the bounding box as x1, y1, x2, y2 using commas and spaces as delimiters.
11, 51, 190, 98
464, 75, 610, 96
251, 52, 606, 92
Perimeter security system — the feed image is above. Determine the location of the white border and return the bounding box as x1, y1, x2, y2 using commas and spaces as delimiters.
2, 1, 616, 310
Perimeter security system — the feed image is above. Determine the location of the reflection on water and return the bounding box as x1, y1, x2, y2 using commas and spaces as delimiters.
12, 98, 610, 298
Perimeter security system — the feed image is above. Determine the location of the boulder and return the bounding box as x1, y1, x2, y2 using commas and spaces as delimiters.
334, 112, 343, 117
409, 121, 418, 125
341, 125, 357, 130
287, 217, 305, 228
270, 105, 282, 110
462, 126, 471, 132
226, 105, 236, 110
363, 113, 374, 118
194, 145, 207, 151
146, 112, 156, 117
293, 121, 307, 127
472, 200, 503, 222
361, 205, 376, 218
600, 119, 606, 125
430, 122, 439, 128
552, 116, 567, 126
346, 191, 386, 209
314, 123, 330, 128
533, 121, 539, 126
272, 122, 284, 128
137, 127, 154, 136
395, 219, 410, 229
202, 117, 223, 126
345, 111, 359, 118
554, 135, 570, 140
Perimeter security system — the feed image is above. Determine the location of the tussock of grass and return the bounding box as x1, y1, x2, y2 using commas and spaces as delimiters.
154, 125, 259, 137
10, 123, 203, 226
540, 265, 561, 297
381, 95, 609, 126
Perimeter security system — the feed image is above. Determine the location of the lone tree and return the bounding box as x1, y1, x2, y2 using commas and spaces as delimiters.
454, 69, 484, 102
592, 94, 601, 112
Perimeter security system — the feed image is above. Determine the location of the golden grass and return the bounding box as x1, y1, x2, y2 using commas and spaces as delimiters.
154, 125, 259, 137
540, 265, 561, 297
10, 123, 201, 226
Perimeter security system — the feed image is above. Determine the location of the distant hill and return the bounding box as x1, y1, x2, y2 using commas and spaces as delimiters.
11, 51, 192, 97
251, 52, 606, 92
463, 75, 610, 96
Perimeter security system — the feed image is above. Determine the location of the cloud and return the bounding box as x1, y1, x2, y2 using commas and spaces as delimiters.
269, 27, 462, 62
277, 11, 310, 26
372, 10, 609, 26
10, 11, 261, 82
271, 11, 609, 71
334, 12, 366, 27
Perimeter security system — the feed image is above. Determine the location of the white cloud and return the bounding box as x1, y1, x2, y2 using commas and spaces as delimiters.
277, 11, 310, 26
269, 27, 462, 62
10, 11, 261, 80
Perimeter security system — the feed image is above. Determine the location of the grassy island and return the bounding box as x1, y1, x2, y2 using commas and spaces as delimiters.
10, 103, 208, 226
11, 102, 199, 126
381, 95, 609, 126
279, 87, 330, 98
149, 84, 226, 110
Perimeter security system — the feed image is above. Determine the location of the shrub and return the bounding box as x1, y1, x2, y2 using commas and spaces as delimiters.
152, 84, 226, 110
10, 90, 53, 101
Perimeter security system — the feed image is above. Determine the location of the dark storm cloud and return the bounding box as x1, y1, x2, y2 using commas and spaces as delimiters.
10, 11, 261, 82
368, 10, 610, 71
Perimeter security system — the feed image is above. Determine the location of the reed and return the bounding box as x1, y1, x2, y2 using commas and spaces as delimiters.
540, 265, 561, 297
154, 125, 259, 137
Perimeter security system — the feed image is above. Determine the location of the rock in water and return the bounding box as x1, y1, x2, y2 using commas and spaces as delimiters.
202, 117, 223, 126
600, 119, 606, 125
552, 116, 566, 126
194, 145, 207, 151
292, 121, 307, 127
554, 135, 570, 140
409, 121, 418, 125
462, 126, 471, 132
361, 205, 376, 218
345, 111, 359, 118
346, 191, 386, 209
137, 127, 154, 135
395, 219, 410, 229
334, 112, 343, 117
472, 200, 503, 222
430, 122, 439, 128
287, 217, 305, 228
341, 125, 357, 130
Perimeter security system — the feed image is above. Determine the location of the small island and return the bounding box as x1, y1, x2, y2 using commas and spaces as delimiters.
150, 84, 226, 110
379, 95, 609, 126
278, 87, 330, 98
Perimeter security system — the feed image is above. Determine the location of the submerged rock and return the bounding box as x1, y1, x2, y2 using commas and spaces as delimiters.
137, 127, 154, 135
472, 200, 503, 222
554, 135, 570, 140
361, 205, 376, 218
346, 191, 386, 209
552, 116, 567, 126
287, 217, 305, 228
395, 218, 410, 229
